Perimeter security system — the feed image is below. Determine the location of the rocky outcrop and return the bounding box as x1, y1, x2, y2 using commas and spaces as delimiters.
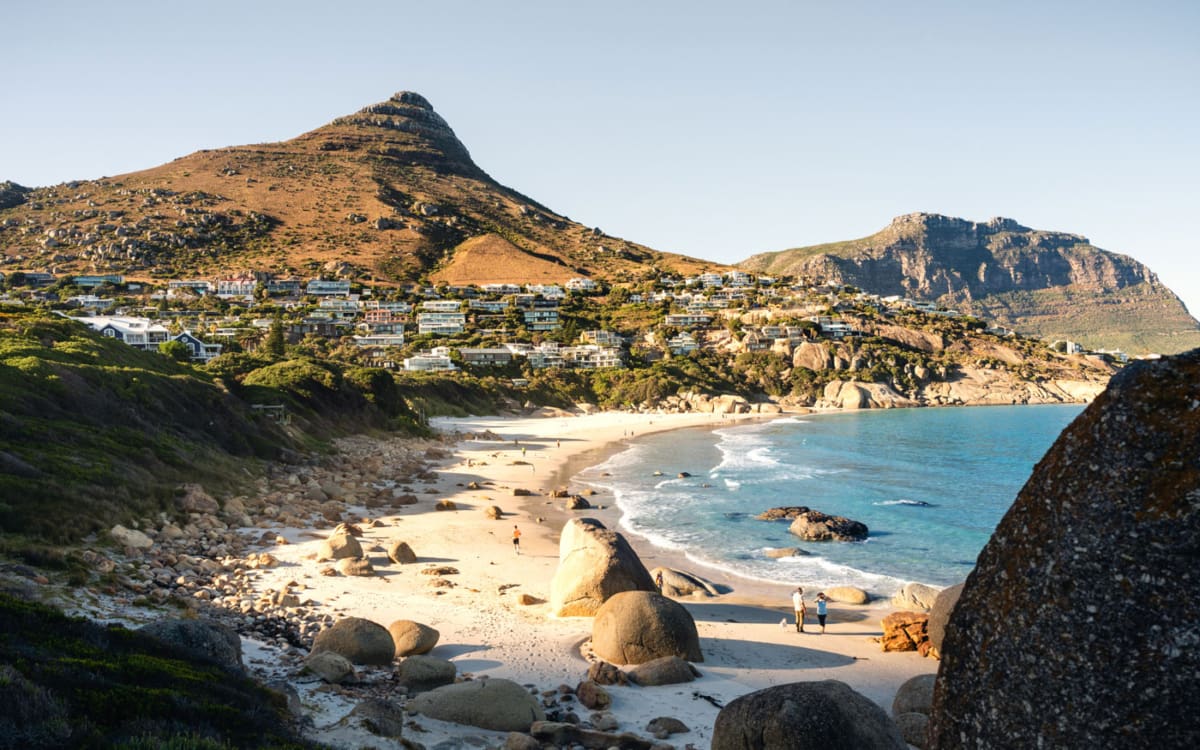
712, 680, 906, 750
929, 352, 1200, 748
881, 611, 929, 653
550, 518, 657, 617
788, 510, 868, 542
406, 678, 545, 732
310, 617, 395, 665
592, 591, 703, 665
819, 381, 916, 410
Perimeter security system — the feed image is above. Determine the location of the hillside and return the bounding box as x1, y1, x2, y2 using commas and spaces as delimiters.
740, 213, 1200, 354
0, 92, 720, 285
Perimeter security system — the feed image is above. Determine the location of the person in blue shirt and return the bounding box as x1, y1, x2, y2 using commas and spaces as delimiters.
816, 592, 828, 633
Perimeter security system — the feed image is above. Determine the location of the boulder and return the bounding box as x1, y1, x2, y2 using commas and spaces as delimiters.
650, 567, 721, 598
788, 510, 868, 542
890, 582, 941, 611
435, 499, 456, 511
646, 716, 690, 737
592, 591, 703, 665
406, 678, 545, 732
712, 680, 906, 750
336, 557, 374, 576
575, 679, 611, 710
894, 712, 929, 749
881, 611, 928, 652
175, 483, 220, 514
484, 505, 504, 519
892, 673, 936, 716
587, 660, 628, 686
138, 619, 242, 673
763, 546, 808, 558
925, 582, 963, 657
626, 655, 701, 686
824, 586, 870, 605
565, 495, 591, 510
528, 721, 659, 749
504, 732, 542, 750
929, 353, 1200, 748
755, 507, 810, 521
316, 533, 362, 562
395, 654, 456, 693
387, 539, 417, 564
311, 617, 395, 665
549, 518, 657, 617
388, 620, 439, 656
346, 698, 406, 738
304, 650, 356, 683
110, 524, 153, 550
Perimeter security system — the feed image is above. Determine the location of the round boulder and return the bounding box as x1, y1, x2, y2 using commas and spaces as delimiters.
891, 581, 941, 611
712, 680, 906, 750
406, 677, 545, 732
651, 567, 721, 598
311, 617, 395, 665
304, 650, 356, 683
435, 499, 456, 511
484, 505, 504, 519
892, 673, 937, 717
317, 532, 362, 562
894, 712, 929, 749
592, 591, 703, 665
387, 539, 417, 564
138, 618, 243, 673
626, 655, 701, 686
346, 698, 406, 738
388, 619, 440, 657
926, 582, 964, 656
395, 655, 456, 693
337, 557, 375, 576
824, 586, 870, 605
550, 518, 658, 617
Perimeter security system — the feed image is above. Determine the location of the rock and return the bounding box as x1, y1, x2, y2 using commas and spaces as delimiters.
517, 593, 540, 605
388, 620, 439, 656
890, 582, 941, 611
788, 510, 868, 542
316, 533, 362, 561
880, 611, 929, 652
646, 716, 690, 736
892, 673, 936, 717
304, 650, 356, 683
592, 591, 703, 665
711, 680, 906, 750
176, 483, 220, 514
406, 678, 545, 732
435, 499, 456, 511
929, 353, 1200, 748
395, 654, 456, 693
110, 524, 153, 550
138, 618, 243, 673
332, 522, 363, 537
550, 518, 658, 617
649, 566, 721, 598
626, 655, 700, 686
311, 617, 395, 665
528, 721, 659, 750
824, 586, 870, 605
484, 505, 504, 519
347, 698, 406, 738
565, 495, 591, 510
894, 712, 929, 749
574, 680, 610, 710
336, 557, 375, 576
587, 660, 628, 686
755, 506, 810, 521
512, 488, 533, 496
591, 712, 619, 731
503, 732, 541, 750
763, 546, 807, 558
386, 539, 417, 564
925, 582, 963, 657
392, 492, 419, 505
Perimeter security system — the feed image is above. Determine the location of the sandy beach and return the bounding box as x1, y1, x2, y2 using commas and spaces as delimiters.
233, 410, 935, 748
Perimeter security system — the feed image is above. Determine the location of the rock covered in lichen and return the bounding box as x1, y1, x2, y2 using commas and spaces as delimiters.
928, 351, 1200, 748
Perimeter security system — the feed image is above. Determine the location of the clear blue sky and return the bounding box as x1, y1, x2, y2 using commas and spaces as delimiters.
6, 1, 1199, 316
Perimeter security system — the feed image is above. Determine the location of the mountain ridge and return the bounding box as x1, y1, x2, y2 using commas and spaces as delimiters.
740, 212, 1200, 354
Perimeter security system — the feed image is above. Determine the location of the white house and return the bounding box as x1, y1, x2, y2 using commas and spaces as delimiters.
403, 346, 456, 371
76, 316, 171, 350
565, 277, 598, 292
417, 312, 466, 336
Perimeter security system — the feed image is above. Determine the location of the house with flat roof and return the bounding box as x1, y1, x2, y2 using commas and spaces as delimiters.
417, 312, 466, 335
306, 279, 351, 296
404, 347, 456, 371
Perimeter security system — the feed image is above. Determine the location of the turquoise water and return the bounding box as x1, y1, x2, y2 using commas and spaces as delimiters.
576, 404, 1083, 593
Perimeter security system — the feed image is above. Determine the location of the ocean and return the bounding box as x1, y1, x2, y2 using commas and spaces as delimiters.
576, 404, 1084, 594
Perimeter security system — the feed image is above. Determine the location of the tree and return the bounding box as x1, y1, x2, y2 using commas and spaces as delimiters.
159, 340, 192, 363
265, 318, 286, 360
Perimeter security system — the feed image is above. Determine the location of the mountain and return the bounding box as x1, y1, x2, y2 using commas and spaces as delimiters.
740, 213, 1200, 354
0, 92, 719, 285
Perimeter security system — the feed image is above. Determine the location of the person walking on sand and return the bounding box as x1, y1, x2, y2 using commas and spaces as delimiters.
512, 525, 521, 555
816, 592, 828, 633
792, 587, 806, 633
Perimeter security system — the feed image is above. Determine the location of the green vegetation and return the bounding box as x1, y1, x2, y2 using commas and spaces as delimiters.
0, 594, 319, 749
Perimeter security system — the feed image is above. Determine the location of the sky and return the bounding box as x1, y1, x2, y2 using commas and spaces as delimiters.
6, 1, 1199, 312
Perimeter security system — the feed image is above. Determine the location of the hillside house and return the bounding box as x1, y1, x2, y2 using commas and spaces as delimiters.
171, 331, 223, 362
265, 279, 302, 295
523, 308, 561, 331
352, 333, 406, 348
215, 274, 256, 298
417, 312, 466, 335
724, 271, 753, 287
421, 300, 463, 312
566, 277, 598, 292
581, 330, 625, 347
306, 279, 351, 296
664, 313, 713, 328
458, 347, 515, 366
482, 283, 521, 295
403, 347, 456, 371
667, 332, 699, 355
469, 299, 510, 313
526, 284, 565, 299
562, 345, 623, 369
526, 343, 566, 369
73, 274, 124, 288
77, 315, 171, 350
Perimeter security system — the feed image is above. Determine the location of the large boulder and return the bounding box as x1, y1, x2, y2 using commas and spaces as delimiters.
387, 539, 417, 564
892, 673, 936, 716
110, 524, 153, 550
406, 678, 545, 731
925, 582, 964, 658
929, 353, 1200, 748
890, 582, 941, 611
626, 655, 701, 686
388, 620, 439, 657
345, 698, 406, 738
304, 650, 356, 683
788, 510, 868, 542
316, 532, 362, 562
138, 619, 243, 673
650, 566, 721, 598
591, 591, 703, 665
824, 586, 870, 605
712, 680, 906, 749
311, 617, 395, 665
550, 518, 657, 617
395, 655, 456, 693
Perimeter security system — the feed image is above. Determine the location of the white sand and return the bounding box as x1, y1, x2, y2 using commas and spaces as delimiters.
244, 410, 935, 748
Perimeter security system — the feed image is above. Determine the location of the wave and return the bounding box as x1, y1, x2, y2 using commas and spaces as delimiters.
875, 499, 935, 507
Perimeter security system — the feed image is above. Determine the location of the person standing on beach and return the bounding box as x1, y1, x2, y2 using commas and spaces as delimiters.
655, 570, 664, 592
816, 592, 828, 633
512, 525, 521, 555
792, 587, 806, 633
